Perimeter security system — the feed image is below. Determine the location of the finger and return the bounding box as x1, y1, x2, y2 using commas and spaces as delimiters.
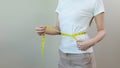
36, 31, 45, 33
37, 32, 45, 36
76, 41, 81, 46
79, 46, 85, 51
36, 31, 45, 35
35, 28, 45, 31
35, 26, 45, 31
39, 26, 46, 28
81, 46, 88, 51
76, 44, 81, 49
78, 47, 82, 50
36, 26, 46, 29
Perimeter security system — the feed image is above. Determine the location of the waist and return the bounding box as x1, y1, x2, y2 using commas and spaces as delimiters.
60, 32, 87, 41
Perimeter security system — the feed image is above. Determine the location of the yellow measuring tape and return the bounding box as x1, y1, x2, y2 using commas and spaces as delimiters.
41, 26, 86, 58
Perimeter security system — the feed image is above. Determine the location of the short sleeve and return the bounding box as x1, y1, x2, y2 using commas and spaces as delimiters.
55, 0, 61, 13
93, 0, 105, 16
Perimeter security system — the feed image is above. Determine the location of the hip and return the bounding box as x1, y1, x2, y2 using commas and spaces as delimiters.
58, 49, 96, 68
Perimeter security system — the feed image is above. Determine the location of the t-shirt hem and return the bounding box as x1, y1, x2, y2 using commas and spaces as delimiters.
59, 48, 94, 54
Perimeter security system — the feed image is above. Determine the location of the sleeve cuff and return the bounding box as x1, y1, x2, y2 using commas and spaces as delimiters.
94, 10, 105, 16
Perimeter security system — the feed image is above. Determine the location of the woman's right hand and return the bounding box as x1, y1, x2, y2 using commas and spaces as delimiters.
35, 26, 46, 36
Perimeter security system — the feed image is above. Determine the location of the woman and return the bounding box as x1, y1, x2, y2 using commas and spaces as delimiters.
36, 0, 106, 68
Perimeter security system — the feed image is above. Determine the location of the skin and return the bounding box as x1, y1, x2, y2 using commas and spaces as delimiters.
35, 12, 106, 51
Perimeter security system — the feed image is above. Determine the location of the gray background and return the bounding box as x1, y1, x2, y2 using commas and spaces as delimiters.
0, 0, 120, 68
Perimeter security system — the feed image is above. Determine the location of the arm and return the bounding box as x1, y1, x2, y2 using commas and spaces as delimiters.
77, 13, 106, 51
91, 12, 106, 45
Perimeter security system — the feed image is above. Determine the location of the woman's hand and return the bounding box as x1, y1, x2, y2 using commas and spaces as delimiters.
76, 39, 95, 51
35, 25, 46, 36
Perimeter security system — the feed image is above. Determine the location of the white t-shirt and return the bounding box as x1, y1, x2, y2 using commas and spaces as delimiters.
55, 0, 105, 53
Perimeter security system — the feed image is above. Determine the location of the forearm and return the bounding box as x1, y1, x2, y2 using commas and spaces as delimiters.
90, 29, 106, 46
45, 26, 61, 35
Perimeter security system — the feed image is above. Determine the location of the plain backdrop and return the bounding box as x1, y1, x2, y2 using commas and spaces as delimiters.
0, 0, 120, 68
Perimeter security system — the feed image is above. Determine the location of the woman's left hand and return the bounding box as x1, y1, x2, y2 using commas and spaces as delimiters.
76, 39, 95, 51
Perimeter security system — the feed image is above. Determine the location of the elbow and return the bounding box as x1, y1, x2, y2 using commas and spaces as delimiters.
103, 30, 106, 38
101, 29, 106, 38
98, 29, 106, 38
